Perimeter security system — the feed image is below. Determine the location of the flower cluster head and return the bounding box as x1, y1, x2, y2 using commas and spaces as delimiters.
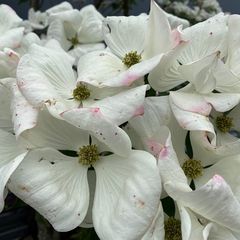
0, 0, 240, 239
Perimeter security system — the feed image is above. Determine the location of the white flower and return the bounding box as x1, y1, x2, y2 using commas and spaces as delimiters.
0, 4, 24, 50
75, 0, 180, 89
45, 4, 106, 64
16, 44, 148, 136
149, 12, 228, 91
5, 110, 162, 239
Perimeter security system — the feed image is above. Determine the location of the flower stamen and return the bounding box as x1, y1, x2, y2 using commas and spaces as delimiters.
68, 34, 79, 46
78, 144, 99, 166
182, 159, 203, 179
215, 115, 233, 133
164, 217, 182, 240
73, 83, 91, 102
122, 51, 141, 68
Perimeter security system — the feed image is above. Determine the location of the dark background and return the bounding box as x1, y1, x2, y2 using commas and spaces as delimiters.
0, 0, 239, 19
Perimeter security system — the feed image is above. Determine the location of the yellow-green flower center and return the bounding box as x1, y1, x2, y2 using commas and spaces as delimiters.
215, 115, 233, 133
68, 34, 80, 46
164, 217, 182, 240
78, 144, 99, 166
122, 51, 141, 68
182, 159, 203, 179
73, 83, 91, 102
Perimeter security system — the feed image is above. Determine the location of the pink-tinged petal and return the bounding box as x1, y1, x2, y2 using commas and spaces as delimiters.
0, 129, 27, 211
170, 100, 215, 141
170, 92, 212, 116
8, 148, 89, 232
195, 155, 240, 201
143, 0, 171, 59
102, 54, 163, 87
10, 82, 38, 137
156, 127, 189, 187
129, 96, 171, 138
93, 150, 161, 240
61, 108, 132, 157
103, 15, 147, 58
171, 26, 184, 48
165, 175, 240, 232
91, 85, 148, 125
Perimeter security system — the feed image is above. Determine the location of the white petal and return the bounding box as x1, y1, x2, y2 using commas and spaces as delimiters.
166, 13, 189, 29
141, 203, 164, 240
80, 170, 95, 228
143, 0, 172, 59
91, 85, 147, 125
0, 129, 27, 211
68, 43, 105, 65
22, 109, 89, 151
61, 108, 132, 156
17, 44, 76, 113
46, 1, 73, 14
93, 150, 161, 240
0, 5, 22, 32
103, 15, 147, 58
208, 224, 239, 240
165, 175, 240, 232
47, 18, 71, 50
77, 50, 127, 86
8, 148, 89, 232
0, 81, 12, 131
179, 53, 219, 94
129, 96, 171, 140
148, 42, 188, 91
180, 13, 228, 63
0, 27, 24, 50
204, 93, 240, 112
77, 5, 104, 43
179, 206, 207, 240
10, 81, 39, 137
226, 15, 240, 75
214, 60, 240, 93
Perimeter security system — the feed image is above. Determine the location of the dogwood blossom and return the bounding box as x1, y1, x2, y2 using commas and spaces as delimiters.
1, 0, 240, 239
